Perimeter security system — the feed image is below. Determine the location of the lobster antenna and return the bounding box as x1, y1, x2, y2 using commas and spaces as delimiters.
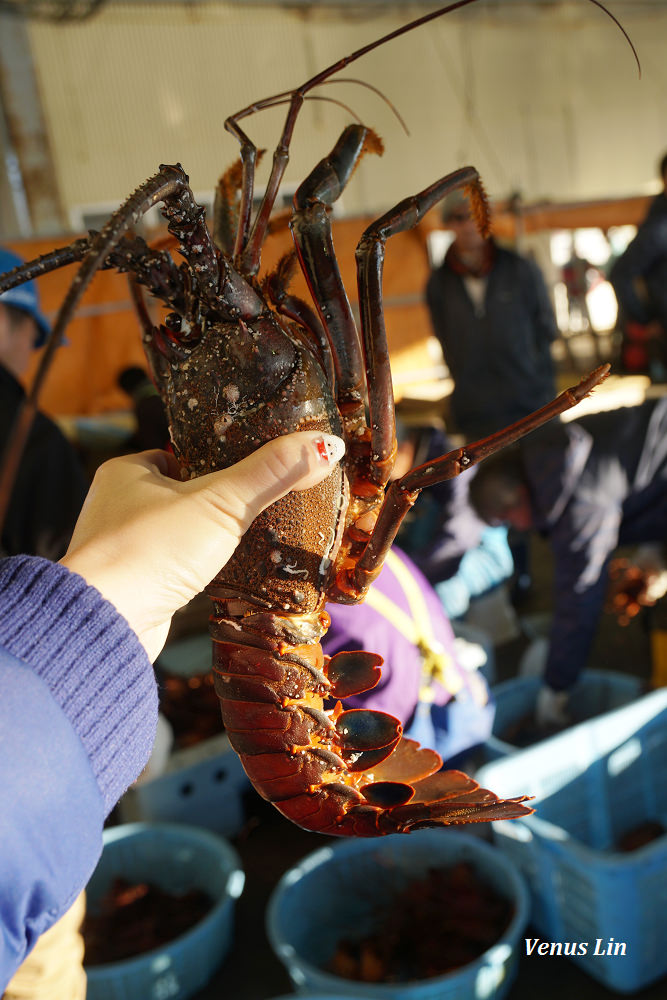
0, 170, 187, 534
0, 238, 92, 292
321, 79, 409, 136
586, 0, 641, 77
235, 0, 639, 272
259, 93, 365, 125
257, 79, 409, 136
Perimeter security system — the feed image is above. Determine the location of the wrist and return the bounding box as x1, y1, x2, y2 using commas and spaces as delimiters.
60, 551, 170, 662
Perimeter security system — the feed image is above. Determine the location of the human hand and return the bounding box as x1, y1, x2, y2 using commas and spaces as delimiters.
535, 685, 570, 730
60, 431, 345, 661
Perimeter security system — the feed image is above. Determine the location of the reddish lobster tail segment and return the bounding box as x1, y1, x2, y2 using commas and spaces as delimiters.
211, 612, 533, 837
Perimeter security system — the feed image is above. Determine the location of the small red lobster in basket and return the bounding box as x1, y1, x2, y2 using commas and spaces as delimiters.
0, 1, 624, 836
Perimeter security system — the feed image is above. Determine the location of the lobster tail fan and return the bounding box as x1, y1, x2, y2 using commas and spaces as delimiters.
326, 649, 383, 697
362, 737, 443, 783
375, 769, 534, 833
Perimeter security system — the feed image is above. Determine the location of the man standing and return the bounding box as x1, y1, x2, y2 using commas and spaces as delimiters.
0, 246, 87, 558
426, 190, 559, 440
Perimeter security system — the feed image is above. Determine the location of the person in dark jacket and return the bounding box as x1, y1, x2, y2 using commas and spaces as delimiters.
426, 190, 558, 440
610, 151, 667, 381
468, 399, 667, 724
0, 246, 88, 559
0, 428, 344, 989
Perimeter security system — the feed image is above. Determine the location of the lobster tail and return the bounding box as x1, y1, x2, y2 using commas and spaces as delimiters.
210, 608, 532, 837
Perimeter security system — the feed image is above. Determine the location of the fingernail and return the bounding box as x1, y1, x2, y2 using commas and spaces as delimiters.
313, 433, 345, 465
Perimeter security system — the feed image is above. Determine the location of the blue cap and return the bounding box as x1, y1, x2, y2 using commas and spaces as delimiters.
0, 246, 51, 349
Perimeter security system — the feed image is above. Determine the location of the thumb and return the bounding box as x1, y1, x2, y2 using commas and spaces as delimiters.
192, 430, 346, 531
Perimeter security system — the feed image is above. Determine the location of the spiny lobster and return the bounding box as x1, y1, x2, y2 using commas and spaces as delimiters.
0, 0, 630, 836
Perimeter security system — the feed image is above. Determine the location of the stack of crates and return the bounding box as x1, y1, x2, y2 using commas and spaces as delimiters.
477, 688, 667, 993
486, 669, 642, 759
119, 731, 250, 838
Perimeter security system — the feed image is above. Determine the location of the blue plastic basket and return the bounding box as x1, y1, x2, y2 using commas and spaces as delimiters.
84, 822, 245, 1000
267, 829, 529, 1000
485, 669, 642, 760
119, 632, 251, 836
476, 688, 667, 994
118, 732, 250, 837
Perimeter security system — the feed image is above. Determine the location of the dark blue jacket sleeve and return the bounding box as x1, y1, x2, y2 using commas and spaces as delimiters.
0, 556, 158, 989
544, 502, 621, 691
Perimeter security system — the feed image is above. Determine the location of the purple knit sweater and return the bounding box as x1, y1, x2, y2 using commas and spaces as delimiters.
0, 555, 158, 987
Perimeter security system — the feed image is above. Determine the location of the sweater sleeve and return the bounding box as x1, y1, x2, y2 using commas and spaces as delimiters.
0, 555, 158, 988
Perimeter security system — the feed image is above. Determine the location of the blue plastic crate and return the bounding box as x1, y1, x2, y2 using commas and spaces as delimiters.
476, 688, 667, 994
485, 669, 642, 760
85, 822, 245, 1000
118, 732, 250, 837
121, 632, 251, 836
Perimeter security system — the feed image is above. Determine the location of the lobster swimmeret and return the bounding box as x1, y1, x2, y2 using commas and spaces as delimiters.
0, 1, 620, 835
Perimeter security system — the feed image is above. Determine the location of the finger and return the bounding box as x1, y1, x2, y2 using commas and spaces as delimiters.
120, 449, 182, 480
149, 450, 182, 481
192, 431, 345, 523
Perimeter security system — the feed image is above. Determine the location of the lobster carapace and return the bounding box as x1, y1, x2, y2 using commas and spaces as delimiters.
0, 0, 622, 835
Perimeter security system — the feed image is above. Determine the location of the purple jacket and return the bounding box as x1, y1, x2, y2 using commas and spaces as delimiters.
0, 556, 157, 989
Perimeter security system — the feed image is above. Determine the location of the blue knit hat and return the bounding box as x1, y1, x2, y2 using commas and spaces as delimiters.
0, 246, 51, 349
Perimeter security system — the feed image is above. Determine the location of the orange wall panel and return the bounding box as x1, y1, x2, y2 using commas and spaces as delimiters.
7, 219, 441, 417
8, 238, 147, 417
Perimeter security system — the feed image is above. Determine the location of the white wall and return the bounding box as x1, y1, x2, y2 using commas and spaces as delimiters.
26, 2, 667, 229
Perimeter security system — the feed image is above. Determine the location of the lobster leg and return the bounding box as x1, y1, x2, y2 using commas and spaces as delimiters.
332, 365, 610, 600
355, 167, 489, 487
291, 124, 382, 440
290, 148, 487, 544
264, 255, 337, 390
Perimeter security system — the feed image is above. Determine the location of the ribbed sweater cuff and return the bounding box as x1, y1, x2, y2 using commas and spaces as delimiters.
0, 555, 158, 816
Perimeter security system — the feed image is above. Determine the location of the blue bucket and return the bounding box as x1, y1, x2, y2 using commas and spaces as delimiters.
267, 829, 529, 1000
84, 822, 244, 1000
